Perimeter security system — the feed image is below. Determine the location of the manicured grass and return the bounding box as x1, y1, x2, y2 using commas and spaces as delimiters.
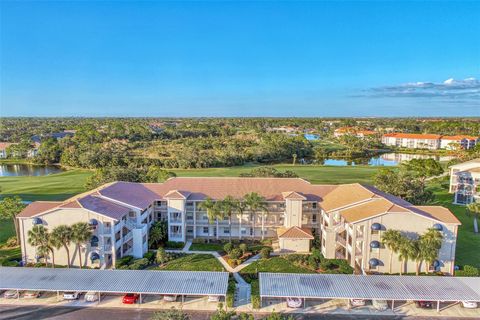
240, 256, 314, 281
173, 164, 381, 185
0, 219, 15, 244
0, 246, 21, 266
427, 177, 480, 268
0, 169, 92, 201
159, 253, 225, 271
189, 243, 225, 251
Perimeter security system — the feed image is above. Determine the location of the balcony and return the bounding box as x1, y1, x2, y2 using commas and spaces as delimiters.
335, 251, 345, 260
103, 244, 112, 252
336, 235, 347, 247
103, 227, 112, 234
169, 233, 183, 241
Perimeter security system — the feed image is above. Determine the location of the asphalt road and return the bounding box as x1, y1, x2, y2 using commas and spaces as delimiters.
0, 305, 477, 320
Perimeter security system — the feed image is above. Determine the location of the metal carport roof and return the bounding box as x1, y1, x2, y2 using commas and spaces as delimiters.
259, 273, 480, 302
0, 267, 229, 296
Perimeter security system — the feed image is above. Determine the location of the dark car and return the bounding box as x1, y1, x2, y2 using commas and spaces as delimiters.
416, 301, 433, 308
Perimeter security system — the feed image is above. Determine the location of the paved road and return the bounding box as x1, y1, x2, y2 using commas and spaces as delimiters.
1, 305, 479, 320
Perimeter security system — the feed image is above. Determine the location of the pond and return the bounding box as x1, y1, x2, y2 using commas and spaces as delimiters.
318, 153, 454, 166
0, 164, 65, 177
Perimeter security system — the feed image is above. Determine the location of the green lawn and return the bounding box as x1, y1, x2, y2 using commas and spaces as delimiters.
240, 256, 314, 281
0, 169, 92, 201
427, 177, 480, 268
158, 253, 225, 271
0, 219, 15, 243
0, 246, 21, 266
173, 164, 380, 185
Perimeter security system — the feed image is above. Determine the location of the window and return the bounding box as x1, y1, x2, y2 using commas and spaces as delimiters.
312, 214, 317, 223
249, 228, 254, 236
224, 228, 230, 234
371, 230, 379, 235
203, 227, 209, 234
241, 228, 247, 235
90, 236, 99, 247
312, 203, 317, 209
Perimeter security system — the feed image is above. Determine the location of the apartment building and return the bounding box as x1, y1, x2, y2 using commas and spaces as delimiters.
449, 159, 480, 205
382, 133, 479, 150
0, 142, 14, 158
18, 178, 460, 274
333, 127, 376, 138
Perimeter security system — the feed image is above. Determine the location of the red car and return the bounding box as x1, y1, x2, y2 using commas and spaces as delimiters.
122, 293, 139, 304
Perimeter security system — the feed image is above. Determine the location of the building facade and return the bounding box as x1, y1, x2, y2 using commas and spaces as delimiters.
449, 159, 480, 205
382, 133, 479, 150
18, 178, 460, 274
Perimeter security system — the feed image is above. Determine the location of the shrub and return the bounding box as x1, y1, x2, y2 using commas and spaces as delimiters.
260, 247, 271, 259
129, 258, 149, 270
226, 277, 236, 308
150, 308, 190, 320
116, 255, 134, 268
308, 255, 318, 270
251, 280, 260, 309
5, 237, 18, 248
455, 265, 479, 277
223, 242, 234, 254
239, 243, 247, 255
229, 248, 242, 260
156, 247, 168, 264
165, 241, 185, 249
144, 251, 155, 263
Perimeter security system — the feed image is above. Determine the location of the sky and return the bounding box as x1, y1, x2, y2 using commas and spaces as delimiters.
0, 1, 479, 117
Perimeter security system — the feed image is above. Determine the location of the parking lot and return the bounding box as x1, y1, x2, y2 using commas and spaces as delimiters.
258, 298, 480, 318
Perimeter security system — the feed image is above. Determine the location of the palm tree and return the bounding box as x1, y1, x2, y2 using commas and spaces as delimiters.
466, 202, 480, 233
220, 196, 236, 241
51, 225, 73, 268
234, 199, 246, 240
244, 192, 268, 240
397, 237, 416, 275
381, 229, 402, 274
28, 225, 51, 267
419, 228, 443, 274
199, 198, 221, 240
48, 233, 62, 268
71, 222, 93, 269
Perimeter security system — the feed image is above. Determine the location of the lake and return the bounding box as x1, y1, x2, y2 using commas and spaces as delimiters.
318, 153, 454, 166
0, 164, 65, 177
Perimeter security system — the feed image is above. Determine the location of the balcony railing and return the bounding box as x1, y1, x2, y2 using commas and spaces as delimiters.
103, 227, 112, 234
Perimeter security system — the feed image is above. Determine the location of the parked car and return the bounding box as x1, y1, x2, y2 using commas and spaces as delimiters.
415, 301, 433, 309
163, 295, 178, 302
372, 299, 388, 311
84, 291, 99, 302
208, 295, 220, 302
63, 292, 80, 300
350, 299, 366, 307
4, 290, 19, 299
286, 297, 303, 308
122, 293, 139, 304
461, 301, 478, 309
23, 291, 40, 299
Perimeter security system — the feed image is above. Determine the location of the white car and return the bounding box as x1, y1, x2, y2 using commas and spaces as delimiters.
208, 295, 220, 302
163, 295, 177, 302
4, 290, 19, 299
350, 299, 366, 307
63, 292, 80, 300
84, 291, 99, 302
286, 297, 303, 308
461, 301, 478, 309
23, 291, 40, 299
372, 299, 388, 311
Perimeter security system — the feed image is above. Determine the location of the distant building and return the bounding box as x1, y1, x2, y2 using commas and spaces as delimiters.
449, 159, 480, 205
267, 126, 299, 134
334, 127, 376, 138
0, 142, 15, 158
382, 133, 478, 150
31, 130, 75, 144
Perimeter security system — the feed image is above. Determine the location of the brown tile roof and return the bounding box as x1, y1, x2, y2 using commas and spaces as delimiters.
164, 190, 190, 199
320, 184, 375, 211
143, 177, 336, 201
441, 135, 478, 141
339, 199, 411, 223
78, 195, 131, 220
278, 226, 314, 239
99, 181, 159, 209
383, 133, 442, 140
411, 206, 461, 225
59, 200, 81, 208
17, 201, 62, 218
282, 191, 307, 200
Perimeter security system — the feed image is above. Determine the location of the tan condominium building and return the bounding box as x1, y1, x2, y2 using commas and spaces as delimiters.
18, 177, 460, 274
449, 158, 480, 205
382, 133, 479, 150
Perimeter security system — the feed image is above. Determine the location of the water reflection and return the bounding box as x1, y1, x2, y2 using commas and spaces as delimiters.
0, 164, 64, 176
319, 153, 453, 166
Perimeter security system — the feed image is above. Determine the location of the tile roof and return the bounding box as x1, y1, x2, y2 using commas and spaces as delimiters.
77, 194, 131, 220
441, 135, 478, 140
320, 184, 375, 212
411, 206, 461, 225
143, 177, 336, 201
278, 226, 314, 239
17, 201, 62, 218
383, 133, 442, 140
339, 199, 405, 223
282, 191, 307, 200
98, 181, 159, 209
0, 142, 16, 150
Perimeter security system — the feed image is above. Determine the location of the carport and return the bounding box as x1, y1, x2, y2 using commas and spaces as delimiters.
259, 272, 480, 312
0, 267, 229, 304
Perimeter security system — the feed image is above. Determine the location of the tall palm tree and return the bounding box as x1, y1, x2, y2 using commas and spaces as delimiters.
28, 225, 50, 267
419, 228, 443, 274
51, 225, 73, 268
397, 237, 416, 275
381, 229, 402, 274
244, 192, 268, 240
71, 222, 93, 269
48, 233, 62, 268
220, 196, 236, 241
409, 240, 422, 276
199, 197, 221, 240
466, 202, 480, 233
234, 199, 246, 240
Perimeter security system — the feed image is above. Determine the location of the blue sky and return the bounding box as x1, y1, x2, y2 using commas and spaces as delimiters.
1, 1, 479, 117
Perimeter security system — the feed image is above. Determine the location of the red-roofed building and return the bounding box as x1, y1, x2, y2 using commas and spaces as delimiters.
382, 133, 479, 150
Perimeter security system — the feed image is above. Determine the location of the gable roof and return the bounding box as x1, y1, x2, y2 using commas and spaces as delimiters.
278, 226, 314, 239
99, 181, 159, 209
164, 190, 190, 200
282, 191, 307, 200
339, 198, 409, 223
411, 206, 461, 225
17, 201, 62, 218
382, 133, 442, 140
78, 194, 131, 220
320, 184, 375, 212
